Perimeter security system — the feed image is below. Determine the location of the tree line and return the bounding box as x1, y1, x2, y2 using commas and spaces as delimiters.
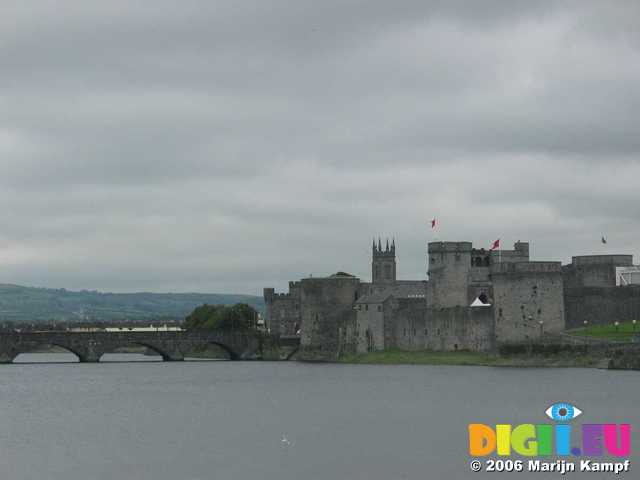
0, 303, 259, 333
183, 303, 259, 332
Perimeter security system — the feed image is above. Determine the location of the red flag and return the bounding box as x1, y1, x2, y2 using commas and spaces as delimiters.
431, 218, 437, 229
490, 238, 500, 250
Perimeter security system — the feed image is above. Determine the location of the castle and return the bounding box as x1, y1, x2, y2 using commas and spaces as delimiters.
264, 239, 640, 360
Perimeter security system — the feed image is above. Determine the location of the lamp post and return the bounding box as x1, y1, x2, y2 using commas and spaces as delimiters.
633, 320, 637, 333
583, 320, 588, 334
615, 321, 620, 334
538, 320, 544, 338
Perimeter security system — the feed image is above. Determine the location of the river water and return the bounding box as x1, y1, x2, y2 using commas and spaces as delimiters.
0, 354, 637, 479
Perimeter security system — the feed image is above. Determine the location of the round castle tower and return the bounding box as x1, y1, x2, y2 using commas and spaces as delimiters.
427, 241, 472, 308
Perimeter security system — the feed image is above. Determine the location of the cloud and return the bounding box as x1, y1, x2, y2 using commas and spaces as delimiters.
0, 0, 639, 294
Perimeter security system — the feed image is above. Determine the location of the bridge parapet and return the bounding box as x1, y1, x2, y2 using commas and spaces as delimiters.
0, 330, 261, 363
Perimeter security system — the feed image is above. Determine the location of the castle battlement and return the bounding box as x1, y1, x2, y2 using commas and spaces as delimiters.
491, 261, 562, 274
372, 237, 395, 257
428, 241, 472, 254
273, 293, 292, 299
571, 255, 633, 266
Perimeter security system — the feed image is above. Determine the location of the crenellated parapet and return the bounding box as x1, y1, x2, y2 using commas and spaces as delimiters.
263, 281, 302, 336
571, 255, 632, 267
428, 241, 473, 255
491, 261, 562, 275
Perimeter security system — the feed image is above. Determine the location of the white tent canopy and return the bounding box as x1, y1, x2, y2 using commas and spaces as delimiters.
470, 297, 491, 307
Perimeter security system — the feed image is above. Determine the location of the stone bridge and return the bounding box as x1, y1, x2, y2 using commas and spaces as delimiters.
0, 330, 263, 363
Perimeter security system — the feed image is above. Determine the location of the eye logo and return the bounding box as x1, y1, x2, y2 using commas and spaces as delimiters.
545, 403, 582, 422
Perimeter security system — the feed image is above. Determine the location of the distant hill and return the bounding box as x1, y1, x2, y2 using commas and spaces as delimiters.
0, 284, 264, 323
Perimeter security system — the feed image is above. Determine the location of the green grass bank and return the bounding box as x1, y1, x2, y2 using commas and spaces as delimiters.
567, 320, 639, 342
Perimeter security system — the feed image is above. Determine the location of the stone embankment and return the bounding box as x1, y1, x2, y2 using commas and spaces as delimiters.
500, 334, 640, 370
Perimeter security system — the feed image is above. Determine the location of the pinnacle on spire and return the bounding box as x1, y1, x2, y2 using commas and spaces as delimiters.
372, 238, 376, 252
392, 238, 395, 252
378, 237, 382, 252
386, 238, 389, 252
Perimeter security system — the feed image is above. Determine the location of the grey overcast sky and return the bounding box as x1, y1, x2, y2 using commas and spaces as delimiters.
1, 1, 639, 295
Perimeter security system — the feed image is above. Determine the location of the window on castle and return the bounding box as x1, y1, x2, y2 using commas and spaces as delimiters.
384, 264, 391, 279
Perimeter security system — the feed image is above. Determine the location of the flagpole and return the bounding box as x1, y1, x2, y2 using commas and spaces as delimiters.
490, 238, 501, 264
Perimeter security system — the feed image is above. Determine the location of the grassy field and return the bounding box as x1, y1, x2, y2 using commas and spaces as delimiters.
338, 349, 607, 368
339, 349, 495, 366
567, 320, 639, 342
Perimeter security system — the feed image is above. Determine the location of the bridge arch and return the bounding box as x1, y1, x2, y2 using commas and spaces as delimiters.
285, 345, 300, 361
130, 342, 172, 361
123, 341, 175, 361
12, 342, 84, 363
204, 341, 239, 360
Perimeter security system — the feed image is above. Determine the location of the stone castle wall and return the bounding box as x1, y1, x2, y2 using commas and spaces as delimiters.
351, 298, 392, 354
562, 255, 639, 328
297, 276, 360, 361
359, 280, 427, 299
427, 242, 472, 308
263, 282, 301, 336
389, 300, 495, 352
565, 285, 640, 328
492, 262, 564, 343
562, 255, 633, 289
